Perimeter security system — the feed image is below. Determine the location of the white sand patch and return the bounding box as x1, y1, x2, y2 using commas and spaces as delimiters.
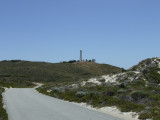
33, 82, 43, 88
47, 89, 52, 93
158, 62, 160, 69
98, 107, 139, 120
86, 73, 126, 85
102, 72, 129, 83
102, 75, 118, 83
77, 72, 135, 86
80, 81, 86, 86
71, 102, 139, 120
3, 104, 6, 109
2, 87, 9, 112
3, 87, 9, 91
88, 78, 101, 85
71, 84, 76, 87
71, 84, 79, 88
133, 71, 140, 74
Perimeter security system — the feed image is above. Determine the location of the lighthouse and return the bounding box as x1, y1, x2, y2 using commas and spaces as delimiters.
80, 50, 82, 62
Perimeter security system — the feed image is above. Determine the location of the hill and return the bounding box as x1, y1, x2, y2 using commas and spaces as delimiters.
0, 60, 123, 120
37, 57, 160, 120
129, 57, 160, 84
0, 60, 123, 83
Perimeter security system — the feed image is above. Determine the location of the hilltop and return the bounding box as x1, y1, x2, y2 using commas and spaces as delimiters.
0, 60, 123, 83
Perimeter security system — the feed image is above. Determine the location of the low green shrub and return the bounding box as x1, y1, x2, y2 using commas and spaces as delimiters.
119, 102, 144, 112
117, 89, 127, 94
131, 91, 149, 101
0, 90, 8, 120
138, 113, 152, 120
37, 82, 160, 120
149, 94, 160, 101
149, 68, 160, 84
0, 86, 2, 92
118, 82, 126, 88
75, 91, 88, 98
103, 87, 118, 96
99, 79, 105, 83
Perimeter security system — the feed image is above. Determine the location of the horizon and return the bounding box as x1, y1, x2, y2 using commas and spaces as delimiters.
0, 0, 160, 69
1, 56, 159, 70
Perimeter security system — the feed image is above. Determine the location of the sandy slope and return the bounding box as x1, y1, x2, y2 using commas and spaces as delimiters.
3, 88, 122, 120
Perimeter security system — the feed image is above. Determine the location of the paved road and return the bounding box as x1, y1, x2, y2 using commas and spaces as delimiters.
3, 88, 122, 120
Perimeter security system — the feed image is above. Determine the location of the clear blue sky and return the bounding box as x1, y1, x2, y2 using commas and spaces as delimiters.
0, 0, 160, 69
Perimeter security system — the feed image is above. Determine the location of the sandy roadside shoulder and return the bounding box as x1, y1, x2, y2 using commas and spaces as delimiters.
70, 102, 139, 120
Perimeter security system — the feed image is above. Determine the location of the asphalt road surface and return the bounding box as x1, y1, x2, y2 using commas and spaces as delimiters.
3, 88, 122, 120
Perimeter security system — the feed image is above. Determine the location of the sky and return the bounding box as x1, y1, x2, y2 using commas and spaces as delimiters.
0, 0, 160, 69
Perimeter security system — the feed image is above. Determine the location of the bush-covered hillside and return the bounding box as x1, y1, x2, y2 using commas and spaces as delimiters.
37, 57, 160, 120
0, 60, 123, 83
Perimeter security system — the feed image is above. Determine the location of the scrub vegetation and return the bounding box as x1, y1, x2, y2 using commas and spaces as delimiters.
0, 60, 123, 82
0, 60, 123, 120
1, 58, 160, 120
0, 87, 8, 120
37, 58, 160, 120
37, 81, 160, 120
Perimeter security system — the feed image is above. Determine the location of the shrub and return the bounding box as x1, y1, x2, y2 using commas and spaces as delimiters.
131, 91, 149, 101
148, 68, 160, 84
89, 91, 99, 96
0, 93, 8, 120
139, 108, 160, 120
103, 87, 118, 96
117, 89, 127, 94
139, 113, 152, 119
126, 71, 135, 76
75, 91, 88, 98
0, 86, 2, 93
132, 80, 146, 87
51, 87, 58, 92
51, 87, 64, 93
99, 79, 105, 83
149, 94, 160, 101
119, 101, 144, 112
118, 82, 126, 88
118, 95, 132, 101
